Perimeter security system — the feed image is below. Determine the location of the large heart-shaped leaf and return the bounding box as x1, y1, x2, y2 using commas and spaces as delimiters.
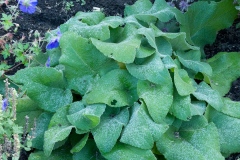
125, 0, 178, 23
10, 67, 72, 112
92, 107, 129, 153
66, 14, 124, 40
157, 123, 224, 160
120, 102, 168, 150
127, 53, 171, 84
207, 52, 240, 96
83, 69, 138, 107
44, 125, 73, 156
176, 50, 212, 76
103, 142, 157, 160
91, 35, 141, 64
192, 82, 224, 111
59, 32, 118, 94
220, 98, 240, 119
137, 80, 173, 123
206, 106, 240, 157
174, 68, 196, 96
67, 103, 106, 131
170, 89, 192, 121
178, 0, 238, 48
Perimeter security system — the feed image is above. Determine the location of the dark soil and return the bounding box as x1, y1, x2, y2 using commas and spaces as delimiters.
0, 0, 240, 159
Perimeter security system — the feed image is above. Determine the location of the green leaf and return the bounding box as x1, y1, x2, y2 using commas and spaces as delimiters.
103, 142, 157, 160
220, 98, 240, 119
124, 0, 153, 16
67, 15, 124, 41
59, 32, 118, 94
174, 68, 196, 96
67, 103, 106, 131
152, 25, 199, 51
176, 50, 212, 76
29, 148, 72, 160
157, 123, 224, 160
170, 89, 192, 121
190, 101, 206, 116
83, 69, 138, 107
74, 11, 105, 25
92, 107, 129, 153
178, 0, 238, 47
207, 52, 240, 96
206, 107, 240, 157
10, 67, 72, 112
44, 126, 73, 156
127, 53, 171, 84
16, 97, 43, 132
162, 56, 177, 69
120, 102, 168, 150
32, 112, 53, 150
125, 0, 177, 23
91, 36, 141, 63
73, 139, 105, 160
70, 133, 89, 153
48, 105, 71, 128
179, 115, 208, 133
192, 82, 224, 111
137, 80, 173, 123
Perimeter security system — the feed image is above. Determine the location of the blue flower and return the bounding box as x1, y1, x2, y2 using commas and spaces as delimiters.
46, 28, 62, 50
179, 0, 189, 12
18, 0, 38, 14
2, 98, 8, 111
45, 57, 51, 67
167, 2, 175, 7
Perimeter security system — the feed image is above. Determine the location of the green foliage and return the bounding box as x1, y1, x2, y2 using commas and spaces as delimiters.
7, 0, 240, 159
0, 13, 13, 30
207, 52, 240, 96
177, 0, 238, 49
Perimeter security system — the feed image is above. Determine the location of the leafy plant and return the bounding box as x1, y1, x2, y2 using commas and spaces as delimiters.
6, 0, 240, 159
0, 79, 36, 160
0, 0, 42, 74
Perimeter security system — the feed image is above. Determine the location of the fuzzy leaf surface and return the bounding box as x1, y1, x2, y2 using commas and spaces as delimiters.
174, 68, 196, 96
67, 104, 106, 131
207, 52, 240, 96
157, 123, 224, 160
206, 107, 240, 157
192, 82, 224, 111
178, 0, 238, 47
103, 142, 157, 160
60, 32, 118, 94
44, 126, 73, 156
127, 53, 171, 84
92, 107, 129, 153
83, 69, 138, 107
120, 103, 168, 149
10, 67, 72, 112
137, 80, 173, 123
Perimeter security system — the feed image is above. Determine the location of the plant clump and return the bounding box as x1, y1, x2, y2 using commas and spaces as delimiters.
1, 0, 240, 159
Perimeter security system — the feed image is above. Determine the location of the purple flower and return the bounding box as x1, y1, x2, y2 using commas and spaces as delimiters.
179, 0, 189, 12
45, 57, 51, 67
46, 28, 62, 50
167, 2, 175, 7
2, 98, 8, 111
18, 0, 38, 14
